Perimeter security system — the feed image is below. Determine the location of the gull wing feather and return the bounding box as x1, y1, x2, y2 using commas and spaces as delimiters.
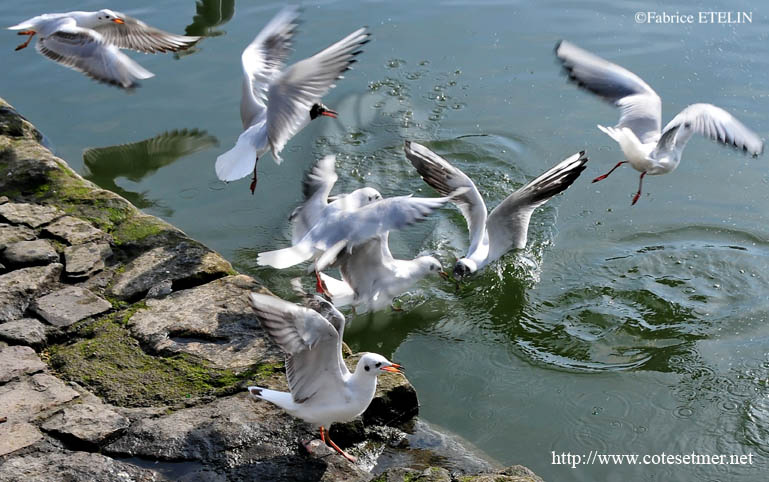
93, 12, 200, 53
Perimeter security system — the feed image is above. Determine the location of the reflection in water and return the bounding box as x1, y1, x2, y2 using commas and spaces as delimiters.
82, 129, 218, 214
185, 0, 235, 38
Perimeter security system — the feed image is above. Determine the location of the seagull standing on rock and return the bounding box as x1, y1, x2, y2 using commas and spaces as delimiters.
405, 141, 588, 279
214, 6, 370, 193
555, 40, 764, 205
8, 9, 200, 89
247, 292, 403, 462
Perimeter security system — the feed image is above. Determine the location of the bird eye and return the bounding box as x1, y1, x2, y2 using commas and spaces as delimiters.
375, 362, 381, 368
364, 365, 370, 371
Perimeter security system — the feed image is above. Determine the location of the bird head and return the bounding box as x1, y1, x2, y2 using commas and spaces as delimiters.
95, 9, 125, 25
358, 353, 404, 377
310, 103, 338, 120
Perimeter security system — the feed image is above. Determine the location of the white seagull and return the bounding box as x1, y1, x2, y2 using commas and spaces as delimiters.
247, 292, 403, 462
9, 9, 200, 89
288, 154, 447, 311
555, 40, 764, 205
214, 6, 370, 193
405, 141, 587, 279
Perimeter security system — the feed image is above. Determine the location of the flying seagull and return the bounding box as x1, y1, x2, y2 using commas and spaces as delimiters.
214, 6, 370, 193
247, 292, 403, 462
9, 9, 200, 89
555, 40, 764, 205
405, 141, 587, 278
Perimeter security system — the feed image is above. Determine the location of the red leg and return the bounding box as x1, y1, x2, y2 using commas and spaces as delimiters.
592, 161, 628, 183
15, 31, 35, 51
249, 157, 259, 195
631, 171, 647, 205
320, 426, 325, 443
315, 270, 330, 297
325, 431, 357, 462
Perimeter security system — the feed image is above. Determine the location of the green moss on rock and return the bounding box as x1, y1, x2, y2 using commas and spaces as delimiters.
47, 306, 282, 407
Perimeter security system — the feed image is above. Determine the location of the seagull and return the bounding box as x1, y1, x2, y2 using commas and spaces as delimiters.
247, 292, 403, 462
257, 188, 460, 272
8, 9, 200, 89
317, 232, 446, 313
214, 6, 370, 194
405, 141, 587, 279
555, 40, 764, 205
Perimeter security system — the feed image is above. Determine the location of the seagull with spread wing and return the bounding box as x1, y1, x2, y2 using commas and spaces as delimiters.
248, 292, 403, 462
214, 6, 370, 193
405, 141, 587, 279
8, 9, 200, 89
555, 40, 764, 205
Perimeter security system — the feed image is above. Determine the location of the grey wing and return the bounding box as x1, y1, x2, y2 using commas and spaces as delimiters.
248, 293, 346, 403
657, 103, 764, 158
555, 40, 662, 144
241, 6, 300, 123
338, 234, 391, 298
486, 151, 587, 261
404, 140, 488, 256
290, 155, 338, 243
266, 27, 370, 159
36, 26, 154, 89
93, 13, 200, 53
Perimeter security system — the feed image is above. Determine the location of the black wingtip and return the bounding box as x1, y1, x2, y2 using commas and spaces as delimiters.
249, 387, 263, 397
554, 39, 564, 55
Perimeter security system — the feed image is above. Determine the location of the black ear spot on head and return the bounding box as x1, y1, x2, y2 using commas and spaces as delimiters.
310, 103, 322, 120
364, 365, 370, 372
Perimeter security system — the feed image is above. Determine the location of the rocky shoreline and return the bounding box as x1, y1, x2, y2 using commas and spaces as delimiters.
0, 97, 542, 481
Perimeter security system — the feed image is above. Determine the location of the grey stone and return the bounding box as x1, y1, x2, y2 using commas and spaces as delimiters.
0, 318, 47, 347
0, 196, 7, 205
64, 242, 111, 279
376, 467, 451, 482
128, 275, 279, 370
0, 263, 62, 322
106, 394, 369, 482
0, 422, 43, 456
41, 403, 130, 446
109, 241, 232, 300
33, 286, 112, 327
0, 223, 36, 250
0, 202, 63, 228
43, 215, 108, 245
0, 373, 79, 423
0, 451, 163, 482
0, 345, 46, 383
146, 279, 173, 299
2, 239, 59, 266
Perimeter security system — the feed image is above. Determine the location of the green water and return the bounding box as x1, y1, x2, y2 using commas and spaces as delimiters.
3, 0, 769, 480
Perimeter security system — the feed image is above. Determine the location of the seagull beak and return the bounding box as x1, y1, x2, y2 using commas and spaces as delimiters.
112, 18, 125, 24
320, 108, 338, 118
381, 363, 404, 374
438, 270, 450, 280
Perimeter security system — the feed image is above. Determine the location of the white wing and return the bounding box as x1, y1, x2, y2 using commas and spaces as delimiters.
656, 103, 764, 158
486, 151, 587, 262
92, 13, 200, 53
248, 292, 346, 404
240, 6, 300, 126
36, 23, 153, 89
290, 155, 338, 244
265, 27, 370, 159
404, 140, 488, 257
555, 40, 662, 144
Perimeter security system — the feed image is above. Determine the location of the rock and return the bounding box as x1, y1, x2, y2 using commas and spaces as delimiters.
128, 275, 279, 370
1, 239, 59, 267
0, 373, 79, 422
110, 242, 232, 301
41, 403, 130, 447
0, 346, 46, 383
0, 202, 63, 228
0, 223, 36, 250
0, 196, 7, 204
146, 279, 173, 299
33, 286, 112, 327
463, 466, 545, 482
0, 263, 62, 322
0, 451, 163, 482
106, 394, 369, 482
375, 467, 452, 482
0, 422, 43, 456
0, 318, 47, 347
43, 215, 109, 245
63, 242, 111, 279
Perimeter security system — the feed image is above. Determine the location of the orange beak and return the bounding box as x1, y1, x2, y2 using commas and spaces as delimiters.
112, 18, 125, 24
381, 363, 404, 374
320, 109, 338, 119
